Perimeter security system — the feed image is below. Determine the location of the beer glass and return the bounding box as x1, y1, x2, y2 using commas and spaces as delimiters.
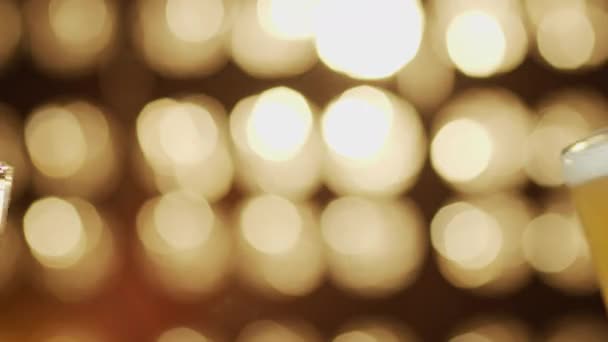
562, 129, 608, 305
0, 162, 12, 230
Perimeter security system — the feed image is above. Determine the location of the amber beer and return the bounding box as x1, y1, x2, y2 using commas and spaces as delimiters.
563, 130, 608, 305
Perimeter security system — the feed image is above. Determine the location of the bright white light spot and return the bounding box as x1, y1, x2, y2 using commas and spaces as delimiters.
257, 0, 317, 40
314, 0, 424, 79
446, 10, 506, 77
246, 87, 313, 161
322, 86, 393, 161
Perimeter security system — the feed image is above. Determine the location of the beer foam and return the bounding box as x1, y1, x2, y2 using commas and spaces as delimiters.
562, 129, 608, 186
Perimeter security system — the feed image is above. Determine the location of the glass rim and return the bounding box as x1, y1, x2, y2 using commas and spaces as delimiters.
0, 163, 13, 182
562, 127, 608, 158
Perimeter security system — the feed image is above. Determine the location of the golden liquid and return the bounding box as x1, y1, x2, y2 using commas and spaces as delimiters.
572, 176, 608, 306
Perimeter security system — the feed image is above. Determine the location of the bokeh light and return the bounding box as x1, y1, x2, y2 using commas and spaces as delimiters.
435, 0, 528, 77
24, 197, 86, 269
231, 0, 317, 78
535, 4, 595, 70
230, 88, 322, 199
157, 326, 213, 342
322, 86, 426, 196
432, 193, 533, 294
314, 0, 424, 79
25, 101, 120, 199
23, 197, 116, 301
133, 0, 229, 77
523, 194, 596, 294
333, 318, 418, 342
237, 194, 324, 298
136, 192, 232, 300
321, 196, 426, 297
432, 119, 493, 183
526, 1, 608, 68
246, 87, 313, 162
24, 0, 117, 75
546, 316, 608, 342
137, 96, 234, 201
446, 10, 506, 77
165, 0, 224, 43
0, 0, 22, 70
236, 319, 322, 342
431, 88, 532, 193
449, 317, 531, 342
525, 89, 608, 187
396, 36, 455, 112
257, 0, 317, 40
36, 325, 105, 342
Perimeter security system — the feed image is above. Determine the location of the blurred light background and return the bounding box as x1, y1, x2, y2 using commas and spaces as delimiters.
0, 0, 606, 340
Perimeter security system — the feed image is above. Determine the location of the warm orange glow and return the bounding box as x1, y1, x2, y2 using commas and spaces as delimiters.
314, 0, 424, 79
449, 318, 530, 342
0, 1, 22, 69
237, 320, 322, 342
333, 319, 418, 342
547, 316, 608, 341
321, 196, 426, 296
322, 86, 426, 196
157, 327, 211, 342
237, 195, 324, 297
136, 192, 232, 300
0, 220, 22, 290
